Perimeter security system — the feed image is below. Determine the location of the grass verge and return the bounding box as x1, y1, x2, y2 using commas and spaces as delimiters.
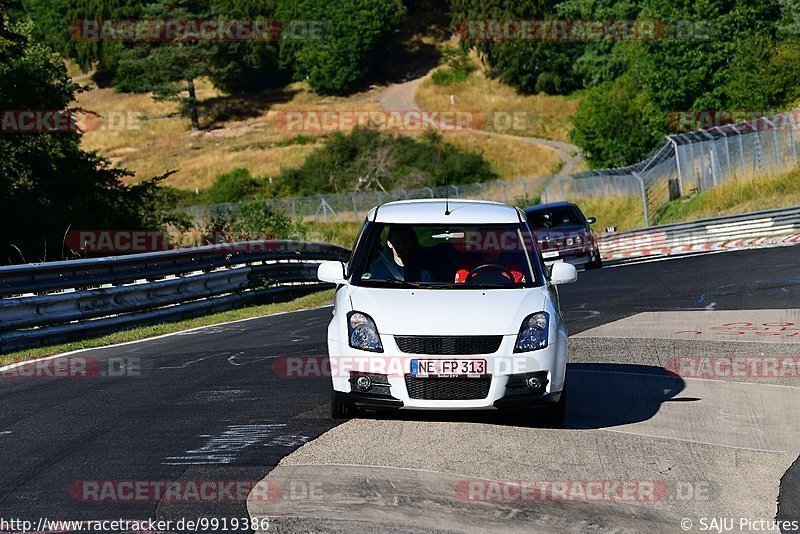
0, 289, 334, 366
655, 168, 800, 224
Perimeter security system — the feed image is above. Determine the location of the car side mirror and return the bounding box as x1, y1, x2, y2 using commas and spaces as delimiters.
550, 261, 578, 285
317, 261, 347, 284
586, 217, 596, 225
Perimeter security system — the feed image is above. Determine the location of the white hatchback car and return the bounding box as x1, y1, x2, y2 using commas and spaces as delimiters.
317, 199, 577, 426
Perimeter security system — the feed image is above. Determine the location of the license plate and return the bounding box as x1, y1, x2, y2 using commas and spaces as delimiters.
542, 251, 559, 259
411, 359, 486, 378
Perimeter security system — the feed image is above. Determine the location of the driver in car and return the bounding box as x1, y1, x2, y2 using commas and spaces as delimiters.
368, 226, 432, 282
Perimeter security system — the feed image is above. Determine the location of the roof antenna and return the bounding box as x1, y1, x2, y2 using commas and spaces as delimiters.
444, 175, 451, 216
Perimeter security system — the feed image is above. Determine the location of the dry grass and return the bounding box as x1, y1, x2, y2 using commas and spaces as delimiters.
441, 131, 562, 179
416, 67, 579, 143
74, 78, 383, 189
71, 36, 578, 192
577, 195, 645, 232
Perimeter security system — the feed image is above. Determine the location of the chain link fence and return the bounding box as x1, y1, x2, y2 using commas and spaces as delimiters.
177, 110, 800, 228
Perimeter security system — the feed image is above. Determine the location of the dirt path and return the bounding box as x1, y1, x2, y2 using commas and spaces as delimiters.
377, 71, 584, 176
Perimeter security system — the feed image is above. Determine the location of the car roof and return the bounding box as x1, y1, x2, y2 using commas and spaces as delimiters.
524, 201, 577, 212
367, 199, 524, 224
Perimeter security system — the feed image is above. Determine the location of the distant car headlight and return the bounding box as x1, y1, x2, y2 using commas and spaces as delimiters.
347, 311, 383, 352
575, 235, 584, 245
566, 237, 574, 246
514, 312, 549, 352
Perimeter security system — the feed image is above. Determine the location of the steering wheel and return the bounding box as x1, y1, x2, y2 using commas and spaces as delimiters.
466, 263, 515, 284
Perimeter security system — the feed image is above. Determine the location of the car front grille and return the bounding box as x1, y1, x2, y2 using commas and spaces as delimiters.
404, 375, 492, 400
394, 335, 502, 355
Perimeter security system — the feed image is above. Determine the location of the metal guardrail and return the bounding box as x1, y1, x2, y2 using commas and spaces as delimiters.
0, 241, 350, 353
598, 206, 800, 260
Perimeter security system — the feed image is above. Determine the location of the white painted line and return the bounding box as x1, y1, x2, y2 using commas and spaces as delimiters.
0, 304, 333, 374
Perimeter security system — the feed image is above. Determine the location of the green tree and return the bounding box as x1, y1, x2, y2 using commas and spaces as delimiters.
22, 0, 144, 73
451, 0, 584, 94
569, 75, 665, 168
115, 0, 225, 129
0, 16, 156, 262
276, 0, 405, 94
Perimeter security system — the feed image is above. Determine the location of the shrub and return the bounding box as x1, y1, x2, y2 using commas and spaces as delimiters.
206, 168, 265, 204
273, 129, 499, 196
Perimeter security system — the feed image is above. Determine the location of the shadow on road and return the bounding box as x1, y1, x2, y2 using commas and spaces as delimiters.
361, 363, 690, 429
565, 363, 689, 429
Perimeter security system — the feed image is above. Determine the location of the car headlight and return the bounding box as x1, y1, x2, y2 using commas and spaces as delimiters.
566, 237, 574, 246
347, 311, 383, 352
575, 235, 584, 245
514, 312, 549, 352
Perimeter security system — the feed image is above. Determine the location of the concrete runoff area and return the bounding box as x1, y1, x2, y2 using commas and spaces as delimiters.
250, 332, 800, 533
573, 309, 800, 344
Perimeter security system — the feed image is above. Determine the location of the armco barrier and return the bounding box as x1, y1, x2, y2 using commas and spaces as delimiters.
0, 241, 350, 352
598, 206, 800, 261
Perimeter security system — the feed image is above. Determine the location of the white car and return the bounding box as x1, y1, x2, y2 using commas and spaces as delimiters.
317, 199, 577, 426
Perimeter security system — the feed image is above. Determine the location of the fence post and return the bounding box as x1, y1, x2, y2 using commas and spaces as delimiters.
789, 112, 798, 164
350, 193, 358, 222
291, 199, 297, 222
763, 118, 780, 168
669, 137, 685, 196
687, 141, 697, 188
502, 182, 509, 204
632, 172, 649, 227
731, 125, 746, 174
752, 121, 763, 174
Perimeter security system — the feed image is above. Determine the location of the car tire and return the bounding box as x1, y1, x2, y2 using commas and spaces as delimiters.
330, 390, 357, 419
586, 250, 603, 270
539, 383, 567, 428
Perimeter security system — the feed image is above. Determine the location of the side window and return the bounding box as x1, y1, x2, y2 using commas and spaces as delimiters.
347, 219, 369, 277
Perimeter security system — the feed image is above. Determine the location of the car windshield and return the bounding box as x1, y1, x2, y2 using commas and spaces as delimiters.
351, 223, 541, 288
526, 205, 586, 229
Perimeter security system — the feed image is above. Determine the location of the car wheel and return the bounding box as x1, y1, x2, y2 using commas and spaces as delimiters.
586, 250, 603, 269
539, 383, 567, 428
330, 390, 357, 419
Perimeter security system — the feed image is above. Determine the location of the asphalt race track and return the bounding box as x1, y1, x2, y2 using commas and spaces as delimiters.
1, 246, 800, 533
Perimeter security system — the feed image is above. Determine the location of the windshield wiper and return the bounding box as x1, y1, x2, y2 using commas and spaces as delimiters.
361, 278, 423, 288
414, 282, 515, 289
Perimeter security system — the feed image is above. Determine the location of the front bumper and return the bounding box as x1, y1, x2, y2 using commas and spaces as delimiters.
327, 335, 566, 411
542, 247, 592, 266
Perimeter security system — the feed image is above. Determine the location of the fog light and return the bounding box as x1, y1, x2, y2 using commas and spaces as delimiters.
526, 376, 542, 391
356, 375, 372, 391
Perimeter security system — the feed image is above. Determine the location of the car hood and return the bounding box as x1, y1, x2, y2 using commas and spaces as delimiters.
347, 286, 548, 336
534, 225, 587, 239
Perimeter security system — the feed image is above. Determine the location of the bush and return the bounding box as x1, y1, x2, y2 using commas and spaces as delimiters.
273, 129, 499, 196
206, 168, 265, 204
234, 201, 308, 240
431, 45, 474, 86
